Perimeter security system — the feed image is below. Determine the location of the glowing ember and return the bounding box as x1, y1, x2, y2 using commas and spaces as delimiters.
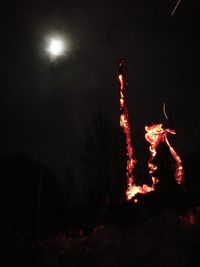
118, 59, 184, 202
165, 134, 184, 185
145, 124, 167, 187
118, 59, 137, 198
171, 0, 182, 16
118, 59, 154, 201
180, 207, 200, 226
145, 123, 184, 186
163, 102, 169, 120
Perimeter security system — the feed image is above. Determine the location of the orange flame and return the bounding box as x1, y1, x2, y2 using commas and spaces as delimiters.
118, 73, 137, 198
165, 134, 184, 185
118, 59, 184, 202
118, 61, 155, 201
145, 124, 184, 186
145, 124, 166, 186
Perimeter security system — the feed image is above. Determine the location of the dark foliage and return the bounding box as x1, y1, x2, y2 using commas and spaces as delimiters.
80, 112, 127, 208
0, 154, 60, 239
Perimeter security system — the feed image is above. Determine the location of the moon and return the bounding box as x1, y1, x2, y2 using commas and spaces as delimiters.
46, 37, 66, 60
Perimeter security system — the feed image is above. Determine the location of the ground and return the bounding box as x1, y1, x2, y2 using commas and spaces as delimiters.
2, 203, 200, 267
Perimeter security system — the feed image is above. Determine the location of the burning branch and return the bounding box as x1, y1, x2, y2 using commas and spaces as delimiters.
145, 124, 184, 186
118, 59, 137, 199
118, 59, 155, 201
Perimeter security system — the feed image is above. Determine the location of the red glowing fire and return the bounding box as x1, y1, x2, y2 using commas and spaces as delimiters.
118, 59, 184, 201
145, 124, 184, 186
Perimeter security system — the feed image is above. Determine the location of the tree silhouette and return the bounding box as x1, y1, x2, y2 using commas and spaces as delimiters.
0, 154, 60, 239
80, 112, 126, 209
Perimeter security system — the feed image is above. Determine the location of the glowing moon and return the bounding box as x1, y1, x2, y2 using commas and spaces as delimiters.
46, 38, 66, 59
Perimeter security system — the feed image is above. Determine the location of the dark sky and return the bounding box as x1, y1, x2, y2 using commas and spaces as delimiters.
1, 0, 199, 177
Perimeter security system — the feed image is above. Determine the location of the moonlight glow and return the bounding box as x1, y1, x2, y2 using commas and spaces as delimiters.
46, 38, 66, 59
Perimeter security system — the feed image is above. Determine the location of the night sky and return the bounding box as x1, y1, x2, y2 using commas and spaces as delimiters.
1, 0, 199, 178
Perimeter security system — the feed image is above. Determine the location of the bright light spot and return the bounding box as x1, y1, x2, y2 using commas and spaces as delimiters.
46, 38, 66, 59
